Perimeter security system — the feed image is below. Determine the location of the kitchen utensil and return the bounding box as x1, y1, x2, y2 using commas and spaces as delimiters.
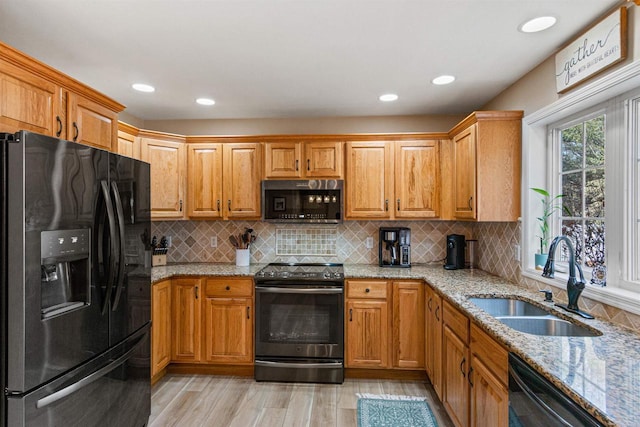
230, 235, 239, 248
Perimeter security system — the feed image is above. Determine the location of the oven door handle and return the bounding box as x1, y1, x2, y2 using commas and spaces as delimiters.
255, 360, 343, 369
256, 286, 343, 294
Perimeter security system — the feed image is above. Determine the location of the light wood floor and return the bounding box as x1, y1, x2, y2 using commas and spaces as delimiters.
150, 374, 454, 427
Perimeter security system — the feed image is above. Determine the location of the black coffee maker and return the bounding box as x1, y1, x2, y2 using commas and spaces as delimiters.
379, 227, 411, 268
444, 234, 466, 270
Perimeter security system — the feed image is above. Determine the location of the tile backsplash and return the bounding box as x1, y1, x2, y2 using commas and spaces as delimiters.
150, 218, 640, 331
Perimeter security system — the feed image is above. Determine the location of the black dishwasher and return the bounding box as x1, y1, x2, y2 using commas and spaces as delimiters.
508, 353, 604, 427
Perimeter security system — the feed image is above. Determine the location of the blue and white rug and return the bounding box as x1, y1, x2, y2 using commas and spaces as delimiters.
356, 393, 439, 427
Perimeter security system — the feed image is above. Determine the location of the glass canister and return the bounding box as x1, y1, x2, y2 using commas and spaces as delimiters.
466, 239, 478, 269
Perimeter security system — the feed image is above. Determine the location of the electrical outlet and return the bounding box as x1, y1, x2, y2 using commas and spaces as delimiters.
365, 237, 374, 249
513, 244, 520, 261
166, 236, 172, 247
210, 236, 217, 248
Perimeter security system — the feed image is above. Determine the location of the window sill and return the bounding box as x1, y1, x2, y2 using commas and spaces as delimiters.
522, 268, 640, 316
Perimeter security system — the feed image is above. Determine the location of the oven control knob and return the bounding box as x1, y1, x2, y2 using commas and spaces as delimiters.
334, 272, 342, 278
323, 272, 331, 279
256, 271, 264, 277
268, 271, 276, 277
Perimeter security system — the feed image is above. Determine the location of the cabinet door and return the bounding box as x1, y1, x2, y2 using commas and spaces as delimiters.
264, 142, 302, 178
345, 141, 393, 219
345, 299, 389, 368
431, 292, 443, 399
223, 143, 261, 219
141, 138, 186, 220
470, 356, 508, 427
172, 279, 201, 363
395, 140, 440, 218
203, 297, 253, 363
117, 129, 140, 159
187, 143, 223, 218
68, 92, 117, 151
152, 280, 172, 378
304, 141, 343, 178
453, 124, 477, 219
0, 62, 60, 136
392, 281, 424, 369
443, 326, 470, 427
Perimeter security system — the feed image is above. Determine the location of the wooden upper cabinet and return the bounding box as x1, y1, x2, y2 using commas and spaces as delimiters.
447, 111, 523, 221
117, 122, 140, 159
141, 136, 187, 220
0, 61, 61, 136
68, 92, 117, 151
264, 140, 343, 179
304, 141, 343, 178
395, 140, 440, 218
223, 143, 262, 219
345, 141, 393, 219
187, 143, 223, 218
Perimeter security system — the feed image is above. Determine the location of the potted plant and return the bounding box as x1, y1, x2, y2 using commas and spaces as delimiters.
531, 187, 567, 270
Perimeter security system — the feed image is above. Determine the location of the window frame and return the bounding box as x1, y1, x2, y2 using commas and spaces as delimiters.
521, 60, 640, 315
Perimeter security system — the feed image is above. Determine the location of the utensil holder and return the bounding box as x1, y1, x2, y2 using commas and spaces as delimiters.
236, 249, 250, 266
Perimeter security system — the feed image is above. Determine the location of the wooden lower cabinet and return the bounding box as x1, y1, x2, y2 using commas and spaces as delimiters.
152, 279, 172, 378
202, 278, 254, 364
345, 279, 424, 371
425, 285, 443, 398
171, 278, 202, 363
441, 300, 509, 427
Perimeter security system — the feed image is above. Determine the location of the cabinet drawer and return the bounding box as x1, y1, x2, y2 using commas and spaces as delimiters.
443, 300, 469, 343
205, 278, 253, 297
471, 323, 508, 385
347, 280, 388, 299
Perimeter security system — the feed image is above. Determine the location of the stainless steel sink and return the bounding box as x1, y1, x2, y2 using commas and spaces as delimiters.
469, 297, 601, 337
469, 297, 549, 317
497, 316, 601, 337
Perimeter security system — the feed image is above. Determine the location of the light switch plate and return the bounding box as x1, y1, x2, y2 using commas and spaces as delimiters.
365, 237, 374, 249
211, 236, 217, 248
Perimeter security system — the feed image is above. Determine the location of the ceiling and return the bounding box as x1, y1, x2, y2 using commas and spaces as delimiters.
0, 0, 622, 121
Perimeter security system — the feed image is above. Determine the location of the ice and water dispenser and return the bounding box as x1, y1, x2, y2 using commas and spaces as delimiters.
40, 229, 90, 319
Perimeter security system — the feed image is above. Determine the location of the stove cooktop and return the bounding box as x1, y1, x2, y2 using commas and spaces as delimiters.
254, 263, 344, 281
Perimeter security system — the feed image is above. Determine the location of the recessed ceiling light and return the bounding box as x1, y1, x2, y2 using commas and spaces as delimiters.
196, 98, 216, 106
432, 75, 456, 85
520, 16, 557, 33
131, 83, 155, 93
379, 94, 398, 102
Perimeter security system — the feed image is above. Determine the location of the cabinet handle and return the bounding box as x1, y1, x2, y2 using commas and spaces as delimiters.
226, 286, 230, 291
55, 116, 62, 137
385, 199, 389, 211
460, 358, 466, 377
307, 159, 310, 171
217, 200, 221, 211
349, 308, 353, 322
194, 286, 199, 299
428, 298, 432, 311
468, 366, 474, 387
72, 122, 79, 142
247, 306, 250, 319
179, 200, 183, 212
365, 288, 370, 293
397, 199, 400, 211
435, 306, 440, 321
228, 199, 231, 211
468, 196, 473, 210
295, 159, 299, 171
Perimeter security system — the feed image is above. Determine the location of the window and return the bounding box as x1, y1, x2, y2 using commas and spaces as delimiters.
555, 114, 606, 273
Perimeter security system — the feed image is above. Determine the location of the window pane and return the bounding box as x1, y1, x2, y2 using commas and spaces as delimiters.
586, 116, 605, 167
584, 220, 605, 268
585, 168, 605, 218
561, 124, 583, 171
562, 172, 583, 217
562, 220, 582, 265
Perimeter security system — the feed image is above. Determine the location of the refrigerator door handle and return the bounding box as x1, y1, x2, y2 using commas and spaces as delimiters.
35, 330, 147, 409
100, 180, 118, 315
110, 181, 126, 311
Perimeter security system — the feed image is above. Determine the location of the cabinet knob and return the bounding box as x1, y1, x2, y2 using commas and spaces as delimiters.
226, 286, 230, 291
365, 288, 370, 293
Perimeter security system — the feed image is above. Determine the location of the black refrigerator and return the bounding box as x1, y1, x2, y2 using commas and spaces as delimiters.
0, 131, 151, 426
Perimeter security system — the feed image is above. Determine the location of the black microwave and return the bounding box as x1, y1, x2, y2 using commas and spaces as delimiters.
262, 180, 343, 223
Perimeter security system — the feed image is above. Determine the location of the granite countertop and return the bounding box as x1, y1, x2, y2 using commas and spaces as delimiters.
151, 262, 640, 426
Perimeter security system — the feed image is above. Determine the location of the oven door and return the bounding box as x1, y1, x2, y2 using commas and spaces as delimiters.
255, 283, 343, 359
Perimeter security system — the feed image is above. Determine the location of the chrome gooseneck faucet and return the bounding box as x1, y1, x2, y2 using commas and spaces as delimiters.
542, 236, 594, 319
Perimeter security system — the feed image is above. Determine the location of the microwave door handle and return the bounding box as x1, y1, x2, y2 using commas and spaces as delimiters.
100, 181, 117, 315
508, 364, 573, 427
110, 181, 126, 311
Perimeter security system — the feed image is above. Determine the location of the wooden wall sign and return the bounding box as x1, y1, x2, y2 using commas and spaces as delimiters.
555, 7, 627, 93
